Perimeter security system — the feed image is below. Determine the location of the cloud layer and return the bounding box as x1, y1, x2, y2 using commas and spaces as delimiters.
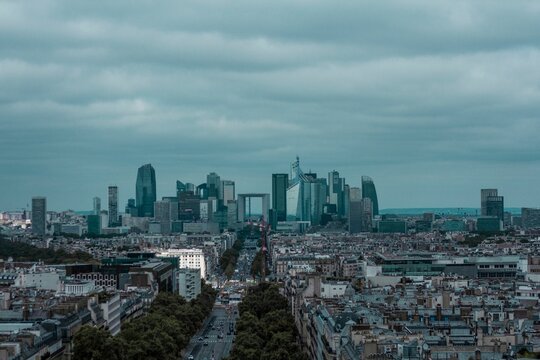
1, 0, 540, 210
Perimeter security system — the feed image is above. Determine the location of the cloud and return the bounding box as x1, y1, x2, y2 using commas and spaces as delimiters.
1, 0, 540, 210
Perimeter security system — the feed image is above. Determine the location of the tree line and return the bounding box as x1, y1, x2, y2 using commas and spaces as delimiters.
0, 236, 95, 264
227, 282, 307, 360
73, 282, 217, 360
220, 237, 245, 279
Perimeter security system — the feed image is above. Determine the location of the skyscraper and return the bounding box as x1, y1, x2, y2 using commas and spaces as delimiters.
136, 164, 157, 217
486, 195, 504, 222
360, 198, 373, 232
481, 189, 498, 216
348, 187, 362, 234
221, 180, 235, 204
93, 196, 101, 215
361, 176, 379, 216
31, 196, 46, 236
108, 186, 118, 227
154, 200, 178, 235
272, 174, 288, 222
328, 170, 346, 217
207, 172, 221, 199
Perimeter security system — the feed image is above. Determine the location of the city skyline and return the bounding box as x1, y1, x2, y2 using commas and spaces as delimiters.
1, 1, 540, 211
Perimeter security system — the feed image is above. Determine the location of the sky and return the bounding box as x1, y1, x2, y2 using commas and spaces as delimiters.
1, 0, 540, 211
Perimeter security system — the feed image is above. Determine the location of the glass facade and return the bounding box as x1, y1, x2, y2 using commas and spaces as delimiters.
136, 164, 156, 217
272, 174, 288, 222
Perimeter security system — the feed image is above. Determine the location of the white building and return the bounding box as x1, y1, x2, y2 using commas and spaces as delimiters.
159, 248, 207, 279
100, 293, 121, 336
14, 270, 61, 291
60, 279, 96, 296
178, 268, 201, 301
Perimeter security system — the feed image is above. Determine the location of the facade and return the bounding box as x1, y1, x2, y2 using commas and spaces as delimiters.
286, 158, 326, 225
378, 220, 407, 233
87, 215, 101, 236
348, 187, 362, 234
154, 200, 178, 234
31, 196, 47, 236
108, 186, 119, 227
361, 176, 379, 216
226, 200, 238, 228
328, 170, 346, 217
206, 172, 221, 199
100, 293, 121, 336
221, 180, 235, 205
360, 197, 373, 232
136, 164, 157, 217
178, 191, 200, 221
178, 268, 201, 301
481, 188, 498, 216
93, 196, 101, 215
159, 249, 207, 279
477, 216, 503, 233
486, 195, 504, 222
272, 173, 288, 223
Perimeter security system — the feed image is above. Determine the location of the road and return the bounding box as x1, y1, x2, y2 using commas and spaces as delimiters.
183, 235, 259, 360
183, 305, 238, 360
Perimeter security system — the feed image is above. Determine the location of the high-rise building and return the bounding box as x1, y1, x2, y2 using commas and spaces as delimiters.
196, 183, 208, 200
93, 197, 101, 215
154, 200, 178, 234
227, 200, 238, 228
486, 195, 504, 222
178, 191, 200, 221
522, 208, 540, 229
136, 164, 157, 217
328, 171, 346, 217
348, 187, 362, 234
221, 180, 235, 204
480, 189, 498, 216
108, 186, 118, 227
199, 199, 214, 222
31, 196, 47, 236
125, 198, 137, 216
207, 172, 221, 199
361, 176, 379, 216
272, 174, 288, 222
360, 198, 373, 232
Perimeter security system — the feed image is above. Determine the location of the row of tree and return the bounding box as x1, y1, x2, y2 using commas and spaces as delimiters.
250, 250, 269, 278
227, 283, 307, 360
0, 236, 95, 264
220, 237, 245, 279
73, 282, 217, 360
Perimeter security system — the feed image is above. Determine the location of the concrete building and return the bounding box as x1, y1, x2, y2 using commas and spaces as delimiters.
108, 186, 119, 227
481, 188, 498, 216
178, 268, 201, 301
158, 248, 207, 279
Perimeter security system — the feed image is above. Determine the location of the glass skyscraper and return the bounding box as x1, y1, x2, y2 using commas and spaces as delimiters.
136, 164, 156, 217
272, 174, 288, 222
361, 176, 379, 216
108, 186, 118, 227
31, 196, 47, 236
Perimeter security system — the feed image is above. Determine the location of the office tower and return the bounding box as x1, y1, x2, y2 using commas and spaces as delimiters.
125, 198, 137, 216
93, 197, 101, 215
31, 196, 47, 236
309, 178, 327, 226
197, 183, 208, 200
286, 157, 326, 224
176, 180, 186, 193
328, 171, 346, 217
522, 208, 540, 229
221, 180, 235, 204
348, 187, 362, 234
207, 172, 221, 199
227, 200, 238, 228
361, 176, 379, 216
480, 189, 498, 216
360, 198, 373, 232
87, 215, 101, 236
154, 200, 178, 234
136, 164, 157, 217
485, 195, 504, 222
108, 186, 118, 227
178, 191, 200, 221
199, 200, 214, 222
272, 174, 288, 222
343, 184, 350, 218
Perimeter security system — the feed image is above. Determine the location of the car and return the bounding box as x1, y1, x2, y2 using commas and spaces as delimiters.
198, 336, 203, 341
204, 341, 209, 346
188, 355, 194, 360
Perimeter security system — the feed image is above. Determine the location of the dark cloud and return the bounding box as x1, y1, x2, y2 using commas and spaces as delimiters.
1, 0, 540, 210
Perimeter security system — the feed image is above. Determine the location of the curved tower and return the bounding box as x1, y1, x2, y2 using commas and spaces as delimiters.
136, 164, 157, 217
361, 176, 379, 216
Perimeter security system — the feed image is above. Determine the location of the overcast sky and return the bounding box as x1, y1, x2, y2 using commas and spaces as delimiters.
1, 0, 540, 211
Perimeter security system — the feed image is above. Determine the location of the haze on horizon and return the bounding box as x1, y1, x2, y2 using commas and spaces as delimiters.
1, 1, 540, 211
